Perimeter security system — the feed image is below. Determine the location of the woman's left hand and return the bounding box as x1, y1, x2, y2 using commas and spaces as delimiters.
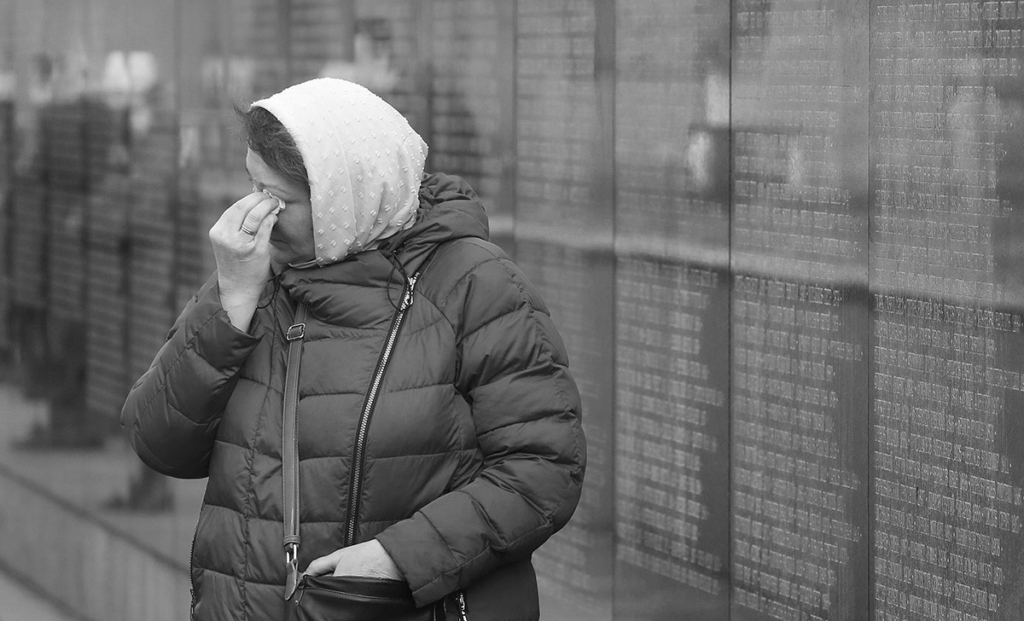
304, 539, 403, 580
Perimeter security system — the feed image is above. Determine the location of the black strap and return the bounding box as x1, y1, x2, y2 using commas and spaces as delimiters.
283, 302, 307, 600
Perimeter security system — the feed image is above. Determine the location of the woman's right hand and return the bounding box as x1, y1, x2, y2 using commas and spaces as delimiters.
209, 192, 280, 332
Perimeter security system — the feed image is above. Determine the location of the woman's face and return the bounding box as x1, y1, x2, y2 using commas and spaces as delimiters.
245, 148, 315, 269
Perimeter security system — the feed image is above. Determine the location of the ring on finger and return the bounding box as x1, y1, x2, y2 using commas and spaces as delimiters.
240, 224, 256, 236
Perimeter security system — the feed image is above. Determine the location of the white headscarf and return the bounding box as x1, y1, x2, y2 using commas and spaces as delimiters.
252, 78, 428, 267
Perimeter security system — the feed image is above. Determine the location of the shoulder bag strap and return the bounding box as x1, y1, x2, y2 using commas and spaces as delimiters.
283, 302, 307, 600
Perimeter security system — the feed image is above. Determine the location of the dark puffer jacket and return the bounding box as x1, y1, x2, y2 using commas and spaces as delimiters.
121, 174, 586, 621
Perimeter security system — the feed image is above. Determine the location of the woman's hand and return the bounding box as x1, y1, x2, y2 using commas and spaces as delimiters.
304, 539, 404, 581
209, 192, 280, 331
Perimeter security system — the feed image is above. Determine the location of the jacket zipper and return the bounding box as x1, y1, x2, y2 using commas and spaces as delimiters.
456, 591, 469, 621
344, 272, 419, 546
189, 508, 201, 618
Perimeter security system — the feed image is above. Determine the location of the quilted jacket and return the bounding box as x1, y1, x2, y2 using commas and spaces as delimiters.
121, 174, 586, 621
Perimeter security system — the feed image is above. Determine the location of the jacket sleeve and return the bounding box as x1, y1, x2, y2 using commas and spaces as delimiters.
120, 273, 261, 479
375, 250, 587, 605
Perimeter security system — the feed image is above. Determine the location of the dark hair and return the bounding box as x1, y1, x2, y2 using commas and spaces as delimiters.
237, 104, 309, 192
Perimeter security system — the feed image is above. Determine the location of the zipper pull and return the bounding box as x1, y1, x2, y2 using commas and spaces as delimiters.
457, 591, 469, 621
284, 542, 300, 600
401, 272, 420, 311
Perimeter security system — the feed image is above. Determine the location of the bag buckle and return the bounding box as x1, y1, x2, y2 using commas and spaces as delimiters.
286, 323, 306, 341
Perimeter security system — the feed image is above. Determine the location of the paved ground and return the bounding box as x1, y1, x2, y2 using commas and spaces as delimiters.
0, 569, 76, 621
0, 383, 202, 620
0, 383, 204, 565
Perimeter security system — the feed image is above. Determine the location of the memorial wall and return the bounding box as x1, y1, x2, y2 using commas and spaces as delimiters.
8, 0, 1024, 619
731, 1, 871, 619
870, 3, 1024, 621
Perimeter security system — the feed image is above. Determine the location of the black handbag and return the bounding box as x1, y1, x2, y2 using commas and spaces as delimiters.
288, 574, 419, 621
281, 296, 432, 621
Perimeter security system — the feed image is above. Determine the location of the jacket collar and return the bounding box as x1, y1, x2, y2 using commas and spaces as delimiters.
278, 172, 489, 309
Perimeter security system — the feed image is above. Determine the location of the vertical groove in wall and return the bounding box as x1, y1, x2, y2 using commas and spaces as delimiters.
865, 4, 875, 620
604, 0, 618, 613
726, 1, 735, 614
502, 0, 518, 241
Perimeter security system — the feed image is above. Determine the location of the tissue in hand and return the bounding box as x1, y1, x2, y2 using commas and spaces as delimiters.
262, 189, 286, 215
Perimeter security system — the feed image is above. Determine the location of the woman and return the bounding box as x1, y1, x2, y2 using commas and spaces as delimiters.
120, 78, 585, 620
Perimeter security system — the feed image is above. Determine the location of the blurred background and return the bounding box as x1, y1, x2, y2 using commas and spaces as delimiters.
5, 0, 1024, 620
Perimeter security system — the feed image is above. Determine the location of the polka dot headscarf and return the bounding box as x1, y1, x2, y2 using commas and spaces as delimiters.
252, 78, 428, 267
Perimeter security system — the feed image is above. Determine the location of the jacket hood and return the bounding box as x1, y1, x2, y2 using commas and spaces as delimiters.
278, 172, 489, 312
379, 173, 489, 262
